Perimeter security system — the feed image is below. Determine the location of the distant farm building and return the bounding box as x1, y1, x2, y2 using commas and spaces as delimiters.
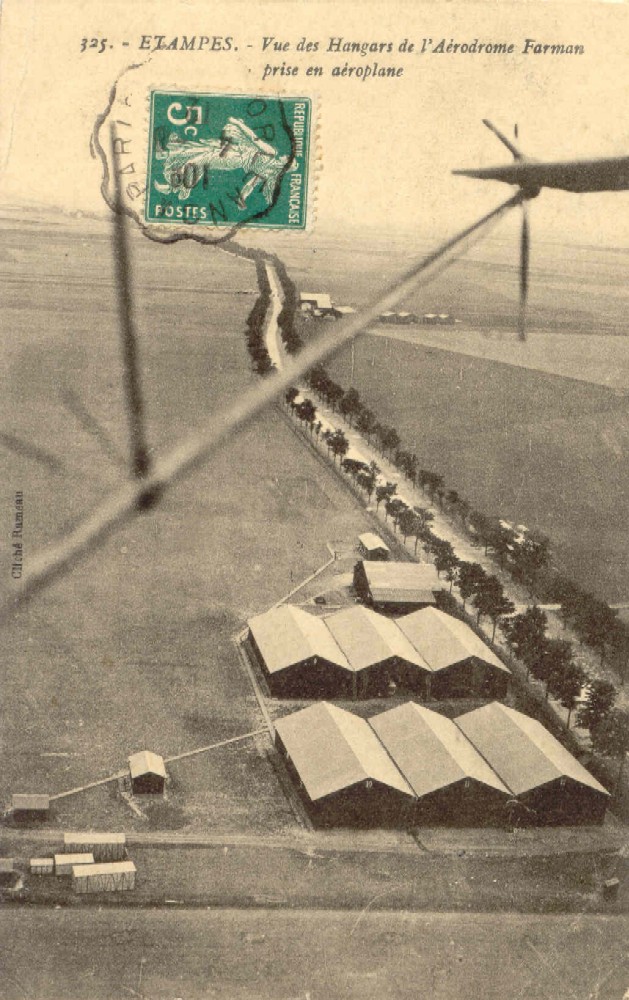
397, 607, 510, 699
358, 532, 390, 561
379, 311, 418, 324
30, 858, 54, 875
325, 606, 431, 698
247, 604, 355, 698
330, 305, 356, 319
128, 751, 166, 795
422, 313, 455, 325
353, 559, 443, 614
371, 703, 510, 825
11, 794, 50, 822
456, 702, 609, 825
274, 702, 415, 828
299, 292, 332, 312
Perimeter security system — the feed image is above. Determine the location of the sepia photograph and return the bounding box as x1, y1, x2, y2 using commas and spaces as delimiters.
0, 1, 628, 997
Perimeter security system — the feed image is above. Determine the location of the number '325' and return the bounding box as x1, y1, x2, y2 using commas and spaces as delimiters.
80, 38, 108, 53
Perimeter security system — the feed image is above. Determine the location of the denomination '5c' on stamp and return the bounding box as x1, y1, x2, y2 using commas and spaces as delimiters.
146, 91, 312, 229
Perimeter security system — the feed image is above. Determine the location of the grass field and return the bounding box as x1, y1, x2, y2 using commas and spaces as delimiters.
278, 231, 629, 600
317, 330, 629, 603
3, 908, 629, 999
0, 219, 380, 832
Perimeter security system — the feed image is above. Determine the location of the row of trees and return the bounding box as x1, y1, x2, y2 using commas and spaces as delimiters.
271, 255, 302, 355
305, 363, 629, 686
244, 258, 274, 375
304, 366, 629, 781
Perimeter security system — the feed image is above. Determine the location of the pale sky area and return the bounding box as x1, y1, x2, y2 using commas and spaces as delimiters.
1, 0, 628, 244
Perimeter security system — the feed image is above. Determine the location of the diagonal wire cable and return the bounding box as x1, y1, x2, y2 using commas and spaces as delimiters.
0, 190, 523, 621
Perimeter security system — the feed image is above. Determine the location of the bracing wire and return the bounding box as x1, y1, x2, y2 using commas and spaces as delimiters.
0, 187, 524, 621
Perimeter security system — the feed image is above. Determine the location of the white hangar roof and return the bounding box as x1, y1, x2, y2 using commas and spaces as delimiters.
274, 702, 414, 802
456, 702, 608, 797
370, 702, 509, 798
248, 605, 350, 675
397, 607, 509, 674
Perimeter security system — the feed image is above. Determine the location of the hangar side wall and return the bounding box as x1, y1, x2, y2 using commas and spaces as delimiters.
275, 732, 414, 828
519, 778, 607, 826
246, 632, 353, 698
412, 779, 509, 827
430, 657, 508, 700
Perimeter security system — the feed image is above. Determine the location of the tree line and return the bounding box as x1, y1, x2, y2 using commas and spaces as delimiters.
285, 366, 629, 785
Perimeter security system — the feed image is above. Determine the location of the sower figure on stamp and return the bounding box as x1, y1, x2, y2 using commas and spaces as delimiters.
154, 117, 296, 209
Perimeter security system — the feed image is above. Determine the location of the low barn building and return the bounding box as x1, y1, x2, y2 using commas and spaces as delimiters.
247, 605, 353, 697
72, 861, 136, 894
325, 606, 431, 698
63, 832, 126, 863
128, 751, 166, 795
299, 292, 332, 312
358, 533, 390, 561
456, 702, 609, 825
370, 703, 510, 825
11, 793, 50, 822
397, 607, 510, 699
274, 702, 415, 827
353, 560, 442, 614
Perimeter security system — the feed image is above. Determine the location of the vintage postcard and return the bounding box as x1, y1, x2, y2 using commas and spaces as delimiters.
1, 1, 628, 997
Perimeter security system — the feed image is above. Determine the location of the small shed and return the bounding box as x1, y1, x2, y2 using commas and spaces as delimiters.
128, 751, 167, 795
358, 533, 390, 561
55, 853, 94, 875
370, 702, 510, 825
11, 793, 50, 821
275, 702, 415, 828
72, 861, 136, 894
456, 702, 610, 825
30, 858, 54, 875
63, 832, 126, 862
396, 607, 511, 699
330, 305, 356, 319
353, 560, 442, 614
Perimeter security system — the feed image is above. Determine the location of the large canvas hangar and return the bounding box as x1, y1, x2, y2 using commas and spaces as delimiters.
457, 702, 609, 825
247, 605, 355, 698
371, 703, 511, 825
247, 603, 510, 701
324, 606, 431, 697
274, 702, 415, 828
397, 607, 510, 699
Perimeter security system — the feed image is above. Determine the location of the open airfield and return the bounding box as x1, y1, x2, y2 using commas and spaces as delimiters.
279, 231, 629, 602
3, 909, 629, 1000
1, 213, 628, 998
0, 217, 380, 831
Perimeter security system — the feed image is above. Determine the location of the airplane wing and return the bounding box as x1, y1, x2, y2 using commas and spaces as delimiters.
453, 157, 629, 193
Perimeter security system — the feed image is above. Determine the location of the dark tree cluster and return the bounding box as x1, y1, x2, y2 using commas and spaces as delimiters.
271, 254, 303, 355
244, 258, 274, 375
301, 362, 629, 772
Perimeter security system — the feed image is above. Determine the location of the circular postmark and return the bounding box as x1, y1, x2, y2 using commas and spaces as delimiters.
92, 63, 312, 244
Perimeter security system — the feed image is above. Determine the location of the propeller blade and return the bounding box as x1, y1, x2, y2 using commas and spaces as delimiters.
518, 201, 530, 341
482, 119, 524, 160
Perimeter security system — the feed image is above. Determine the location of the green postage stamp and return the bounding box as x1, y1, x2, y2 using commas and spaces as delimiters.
146, 91, 312, 229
